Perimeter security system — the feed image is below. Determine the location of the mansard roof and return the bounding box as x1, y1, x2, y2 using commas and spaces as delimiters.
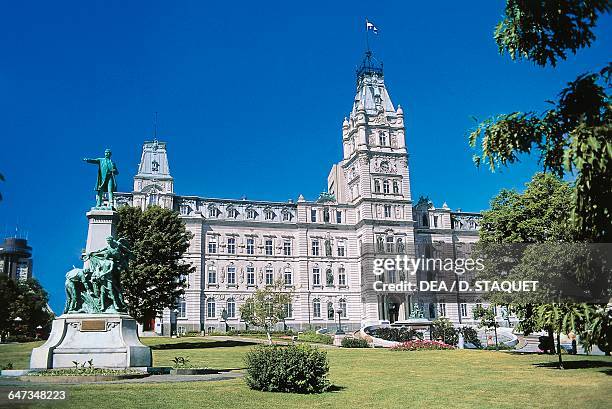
136, 140, 173, 180
351, 51, 395, 116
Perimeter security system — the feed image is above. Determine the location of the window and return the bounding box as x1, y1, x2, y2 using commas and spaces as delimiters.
393, 181, 399, 194
177, 298, 187, 318
338, 268, 346, 286
180, 205, 189, 215
246, 238, 255, 255
264, 209, 275, 220
148, 194, 158, 206
312, 239, 319, 256
207, 298, 216, 318
227, 266, 236, 285
284, 268, 292, 286
312, 267, 321, 286
384, 205, 392, 218
438, 303, 447, 317
374, 180, 381, 193
327, 302, 335, 319
460, 303, 468, 318
422, 214, 429, 226
337, 240, 345, 257
282, 211, 292, 221
209, 206, 220, 218
386, 236, 394, 253
246, 266, 255, 286
228, 208, 238, 218
265, 239, 273, 255
283, 240, 292, 256
336, 210, 342, 223
433, 215, 438, 228
379, 132, 387, 146
383, 180, 390, 194
387, 269, 396, 283
265, 267, 274, 285
311, 209, 317, 222
227, 237, 236, 254
207, 265, 217, 284
339, 298, 347, 318
208, 237, 217, 254
227, 298, 236, 318
284, 302, 293, 319
313, 299, 321, 318
246, 209, 257, 219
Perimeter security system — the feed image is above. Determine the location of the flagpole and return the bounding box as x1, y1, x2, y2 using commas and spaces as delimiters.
365, 18, 370, 53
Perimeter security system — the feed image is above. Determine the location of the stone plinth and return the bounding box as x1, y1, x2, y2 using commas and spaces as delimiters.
85, 209, 117, 254
30, 314, 151, 369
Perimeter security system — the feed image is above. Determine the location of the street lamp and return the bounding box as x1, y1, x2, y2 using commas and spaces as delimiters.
336, 309, 345, 335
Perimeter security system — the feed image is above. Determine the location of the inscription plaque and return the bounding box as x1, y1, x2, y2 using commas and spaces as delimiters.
80, 320, 107, 332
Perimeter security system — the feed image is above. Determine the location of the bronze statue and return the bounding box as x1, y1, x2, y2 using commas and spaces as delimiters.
64, 236, 130, 314
83, 149, 119, 208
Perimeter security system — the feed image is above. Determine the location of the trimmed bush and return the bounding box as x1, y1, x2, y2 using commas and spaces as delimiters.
297, 331, 333, 344
460, 326, 482, 348
431, 318, 459, 346
341, 337, 369, 348
244, 344, 330, 393
391, 340, 455, 351
374, 327, 423, 342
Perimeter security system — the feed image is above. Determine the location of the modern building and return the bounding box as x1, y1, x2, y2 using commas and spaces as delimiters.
116, 52, 483, 335
0, 237, 33, 282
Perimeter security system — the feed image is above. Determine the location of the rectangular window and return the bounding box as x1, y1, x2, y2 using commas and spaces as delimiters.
460, 303, 468, 318
177, 298, 187, 318
387, 269, 396, 283
338, 268, 346, 286
208, 237, 217, 254
337, 240, 345, 257
247, 266, 255, 286
265, 239, 273, 255
265, 267, 274, 285
438, 303, 447, 317
284, 269, 292, 285
283, 240, 291, 256
312, 267, 320, 286
207, 300, 216, 318
312, 239, 319, 256
311, 209, 317, 222
246, 238, 255, 255
336, 210, 342, 223
384, 205, 392, 218
207, 266, 217, 284
227, 237, 236, 254
227, 266, 236, 285
284, 303, 293, 319
433, 215, 438, 228
313, 301, 321, 318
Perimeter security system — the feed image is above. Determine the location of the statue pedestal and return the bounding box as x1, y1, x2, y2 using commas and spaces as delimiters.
85, 209, 117, 254
30, 314, 151, 369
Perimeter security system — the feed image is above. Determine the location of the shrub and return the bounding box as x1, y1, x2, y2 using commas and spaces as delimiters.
341, 337, 369, 348
225, 329, 295, 336
1, 362, 13, 370
431, 318, 459, 346
374, 327, 423, 342
460, 326, 482, 348
391, 340, 455, 351
297, 331, 333, 345
244, 344, 330, 393
483, 344, 515, 350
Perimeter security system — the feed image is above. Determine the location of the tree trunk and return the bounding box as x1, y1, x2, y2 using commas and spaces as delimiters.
557, 332, 564, 369
548, 328, 555, 355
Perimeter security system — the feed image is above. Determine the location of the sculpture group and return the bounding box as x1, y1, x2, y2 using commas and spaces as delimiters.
64, 236, 130, 314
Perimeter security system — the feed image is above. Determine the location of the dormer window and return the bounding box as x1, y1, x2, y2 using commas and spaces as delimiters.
208, 205, 221, 218
246, 208, 257, 219
264, 209, 275, 220
227, 207, 239, 218
281, 209, 292, 222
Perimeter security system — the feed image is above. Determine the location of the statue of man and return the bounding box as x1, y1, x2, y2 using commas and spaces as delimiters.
83, 149, 119, 208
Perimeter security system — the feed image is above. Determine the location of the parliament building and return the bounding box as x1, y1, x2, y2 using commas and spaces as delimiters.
116, 52, 482, 335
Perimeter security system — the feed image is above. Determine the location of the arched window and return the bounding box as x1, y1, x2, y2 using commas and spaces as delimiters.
207, 298, 216, 318
339, 298, 347, 318
393, 181, 400, 194
383, 180, 390, 194
377, 236, 385, 252
374, 180, 381, 193
227, 298, 236, 318
313, 298, 321, 318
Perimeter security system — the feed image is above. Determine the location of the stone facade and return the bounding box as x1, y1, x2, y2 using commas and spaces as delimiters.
116, 55, 484, 335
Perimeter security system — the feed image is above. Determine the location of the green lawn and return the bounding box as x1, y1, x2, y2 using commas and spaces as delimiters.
1, 337, 611, 409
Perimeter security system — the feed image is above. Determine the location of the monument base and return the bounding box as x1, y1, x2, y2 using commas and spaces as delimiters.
30, 314, 152, 369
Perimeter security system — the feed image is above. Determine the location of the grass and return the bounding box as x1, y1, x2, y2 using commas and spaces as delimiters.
1, 337, 611, 409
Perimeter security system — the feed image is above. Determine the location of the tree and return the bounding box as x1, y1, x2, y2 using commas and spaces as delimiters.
582, 306, 611, 355
116, 205, 194, 328
495, 0, 610, 67
0, 276, 18, 342
239, 279, 294, 344
473, 305, 500, 350
470, 1, 611, 242
431, 317, 459, 346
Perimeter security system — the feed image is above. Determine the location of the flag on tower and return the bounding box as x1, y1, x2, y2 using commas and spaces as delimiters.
366, 20, 379, 34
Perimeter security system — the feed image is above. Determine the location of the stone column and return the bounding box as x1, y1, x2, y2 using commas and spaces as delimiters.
85, 209, 118, 253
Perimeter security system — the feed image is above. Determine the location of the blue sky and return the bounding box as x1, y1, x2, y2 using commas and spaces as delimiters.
1, 1, 610, 313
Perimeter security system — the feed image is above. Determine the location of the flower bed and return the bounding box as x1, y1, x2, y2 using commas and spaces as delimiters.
390, 340, 455, 351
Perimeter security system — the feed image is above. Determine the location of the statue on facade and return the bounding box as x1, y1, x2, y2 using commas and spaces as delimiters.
64, 236, 130, 314
326, 269, 334, 286
325, 239, 332, 257
83, 149, 119, 208
397, 238, 405, 254
409, 303, 425, 319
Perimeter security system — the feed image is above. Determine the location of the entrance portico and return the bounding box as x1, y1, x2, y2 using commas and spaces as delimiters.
377, 293, 411, 323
